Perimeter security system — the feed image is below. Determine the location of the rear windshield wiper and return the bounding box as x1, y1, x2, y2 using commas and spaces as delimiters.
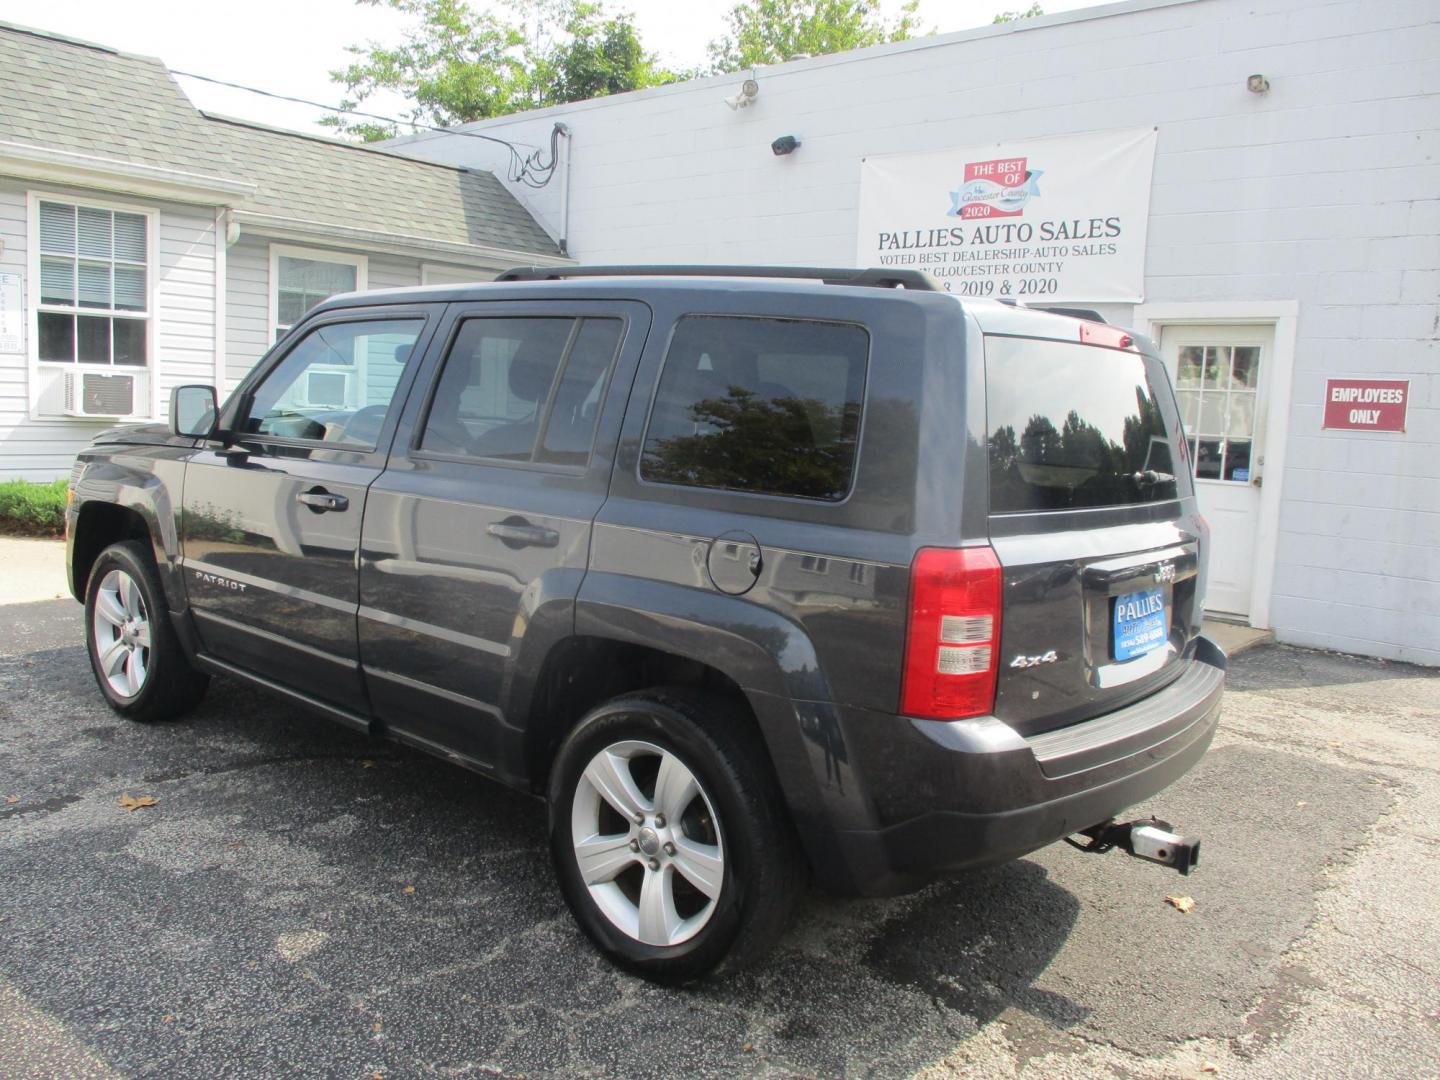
1130, 469, 1176, 486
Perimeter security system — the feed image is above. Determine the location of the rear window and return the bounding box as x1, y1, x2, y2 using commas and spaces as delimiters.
985, 335, 1183, 513
641, 316, 868, 501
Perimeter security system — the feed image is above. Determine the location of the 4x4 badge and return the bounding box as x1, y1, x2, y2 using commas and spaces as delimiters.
1010, 650, 1058, 669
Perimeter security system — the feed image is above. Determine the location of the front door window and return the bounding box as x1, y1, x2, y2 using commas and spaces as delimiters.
1174, 344, 1261, 482
240, 319, 422, 448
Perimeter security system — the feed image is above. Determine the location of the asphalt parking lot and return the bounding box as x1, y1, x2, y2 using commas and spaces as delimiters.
2, 597, 1437, 1079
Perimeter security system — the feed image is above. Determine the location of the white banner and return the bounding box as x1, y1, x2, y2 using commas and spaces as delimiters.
856, 128, 1158, 303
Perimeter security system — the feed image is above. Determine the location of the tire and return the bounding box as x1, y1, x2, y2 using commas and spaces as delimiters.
547, 687, 805, 983
84, 540, 209, 722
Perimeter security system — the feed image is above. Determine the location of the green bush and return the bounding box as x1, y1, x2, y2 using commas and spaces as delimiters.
0, 478, 69, 536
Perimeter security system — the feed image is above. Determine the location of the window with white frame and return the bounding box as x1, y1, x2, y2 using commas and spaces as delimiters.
272, 249, 366, 342
36, 200, 150, 366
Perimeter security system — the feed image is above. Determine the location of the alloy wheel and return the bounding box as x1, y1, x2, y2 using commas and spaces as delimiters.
570, 739, 725, 947
92, 568, 152, 698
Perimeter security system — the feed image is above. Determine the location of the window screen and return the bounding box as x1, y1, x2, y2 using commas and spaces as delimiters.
36, 200, 148, 366
641, 316, 868, 501
420, 317, 621, 464
985, 335, 1187, 513
275, 255, 359, 341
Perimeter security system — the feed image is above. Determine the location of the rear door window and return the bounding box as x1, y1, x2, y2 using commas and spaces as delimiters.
419, 316, 622, 464
641, 316, 868, 501
985, 335, 1186, 513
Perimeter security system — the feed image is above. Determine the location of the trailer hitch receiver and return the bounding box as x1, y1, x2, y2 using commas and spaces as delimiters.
1066, 816, 1200, 875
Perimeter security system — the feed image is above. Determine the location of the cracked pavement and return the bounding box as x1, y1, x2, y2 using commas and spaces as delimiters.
1, 597, 1437, 1078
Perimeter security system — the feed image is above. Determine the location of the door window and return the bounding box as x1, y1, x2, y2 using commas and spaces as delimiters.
1173, 344, 1261, 482
419, 316, 622, 464
640, 316, 869, 501
240, 318, 422, 447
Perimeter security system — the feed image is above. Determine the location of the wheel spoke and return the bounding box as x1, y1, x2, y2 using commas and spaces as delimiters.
123, 648, 146, 696
582, 750, 649, 822
653, 752, 699, 824
574, 833, 638, 885
99, 637, 129, 678
672, 837, 724, 900
95, 589, 126, 628
119, 574, 142, 619
637, 865, 681, 946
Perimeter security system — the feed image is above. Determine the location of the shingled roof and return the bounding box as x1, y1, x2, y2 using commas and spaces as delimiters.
0, 20, 560, 257
203, 115, 559, 255
0, 22, 231, 177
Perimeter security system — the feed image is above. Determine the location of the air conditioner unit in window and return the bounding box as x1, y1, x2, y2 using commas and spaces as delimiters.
304, 370, 350, 409
63, 370, 138, 418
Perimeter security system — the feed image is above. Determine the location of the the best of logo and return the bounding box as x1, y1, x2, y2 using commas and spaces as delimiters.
948, 157, 1043, 220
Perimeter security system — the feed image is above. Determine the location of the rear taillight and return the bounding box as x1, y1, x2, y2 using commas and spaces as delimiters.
900, 546, 1003, 720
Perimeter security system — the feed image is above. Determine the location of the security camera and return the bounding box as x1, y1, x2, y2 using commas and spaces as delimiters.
771, 135, 800, 156
725, 78, 760, 110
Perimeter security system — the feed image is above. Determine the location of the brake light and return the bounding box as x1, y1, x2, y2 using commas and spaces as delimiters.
1079, 322, 1135, 350
901, 546, 1003, 720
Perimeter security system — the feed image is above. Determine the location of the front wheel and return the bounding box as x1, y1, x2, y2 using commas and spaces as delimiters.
84, 541, 208, 722
548, 689, 804, 983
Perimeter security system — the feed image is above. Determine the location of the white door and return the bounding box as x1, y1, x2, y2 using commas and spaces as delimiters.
1159, 324, 1274, 619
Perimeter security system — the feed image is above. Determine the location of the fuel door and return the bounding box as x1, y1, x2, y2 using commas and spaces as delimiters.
707, 530, 762, 596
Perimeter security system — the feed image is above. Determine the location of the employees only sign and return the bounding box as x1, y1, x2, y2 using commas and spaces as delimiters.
857, 128, 1159, 303
1323, 379, 1409, 432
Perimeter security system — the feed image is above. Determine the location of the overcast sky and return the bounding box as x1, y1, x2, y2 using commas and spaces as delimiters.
1, 0, 1094, 138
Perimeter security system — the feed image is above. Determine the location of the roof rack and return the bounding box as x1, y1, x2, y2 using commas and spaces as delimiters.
1035, 305, 1108, 324
494, 264, 941, 291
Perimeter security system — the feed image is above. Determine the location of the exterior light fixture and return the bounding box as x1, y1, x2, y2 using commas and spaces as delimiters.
725, 78, 759, 110
1247, 74, 1270, 93
771, 135, 801, 156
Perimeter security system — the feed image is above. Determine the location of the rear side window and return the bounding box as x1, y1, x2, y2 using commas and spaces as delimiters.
985, 335, 1183, 513
641, 316, 868, 501
419, 316, 621, 464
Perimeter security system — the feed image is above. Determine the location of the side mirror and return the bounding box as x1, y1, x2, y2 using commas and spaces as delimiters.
170, 384, 219, 439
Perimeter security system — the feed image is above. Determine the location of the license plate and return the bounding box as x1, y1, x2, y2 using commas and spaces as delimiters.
1113, 586, 1168, 661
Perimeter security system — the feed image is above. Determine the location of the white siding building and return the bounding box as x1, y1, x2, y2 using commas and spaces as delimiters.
0, 22, 566, 481
386, 0, 1439, 665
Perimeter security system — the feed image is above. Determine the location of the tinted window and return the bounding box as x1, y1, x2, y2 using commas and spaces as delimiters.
420, 317, 620, 463
985, 335, 1184, 513
242, 319, 421, 447
641, 316, 868, 501
538, 318, 623, 465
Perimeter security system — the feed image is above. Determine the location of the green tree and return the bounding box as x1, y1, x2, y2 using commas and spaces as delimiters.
707, 0, 923, 73
993, 3, 1044, 23
326, 0, 680, 140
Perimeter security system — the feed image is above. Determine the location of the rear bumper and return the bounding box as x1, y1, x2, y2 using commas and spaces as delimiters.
750, 636, 1226, 896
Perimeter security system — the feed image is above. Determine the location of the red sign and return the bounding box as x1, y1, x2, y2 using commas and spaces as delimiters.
1323, 378, 1409, 432
959, 157, 1031, 220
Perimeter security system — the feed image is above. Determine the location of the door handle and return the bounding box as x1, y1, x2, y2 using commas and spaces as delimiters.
297, 489, 349, 512
487, 521, 559, 548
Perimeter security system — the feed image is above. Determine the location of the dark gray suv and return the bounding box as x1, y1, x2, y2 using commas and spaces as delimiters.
66, 266, 1224, 981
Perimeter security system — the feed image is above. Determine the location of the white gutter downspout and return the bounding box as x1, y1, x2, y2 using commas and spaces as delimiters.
557, 123, 573, 257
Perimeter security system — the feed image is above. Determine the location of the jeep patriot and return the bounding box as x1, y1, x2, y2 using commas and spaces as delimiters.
67, 266, 1224, 981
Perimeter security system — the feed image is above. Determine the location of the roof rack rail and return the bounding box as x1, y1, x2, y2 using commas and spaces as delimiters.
494, 264, 941, 291
1035, 305, 1108, 324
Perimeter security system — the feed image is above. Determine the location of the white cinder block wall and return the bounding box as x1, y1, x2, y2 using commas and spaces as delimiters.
389, 0, 1439, 663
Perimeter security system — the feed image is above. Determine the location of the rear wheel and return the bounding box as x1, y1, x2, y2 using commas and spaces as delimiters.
548, 689, 804, 983
85, 541, 208, 722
